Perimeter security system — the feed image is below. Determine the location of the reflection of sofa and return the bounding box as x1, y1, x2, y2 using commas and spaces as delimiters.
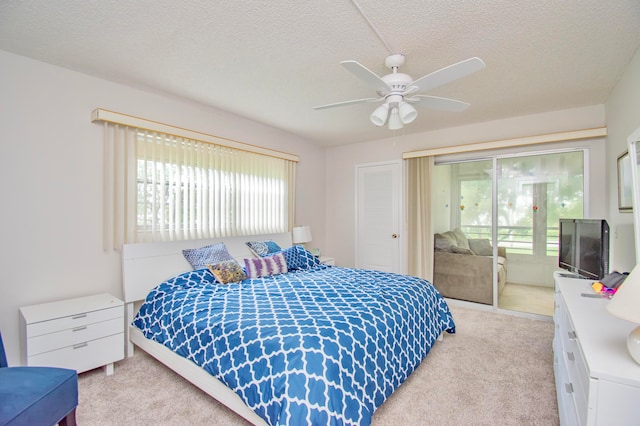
433, 228, 507, 305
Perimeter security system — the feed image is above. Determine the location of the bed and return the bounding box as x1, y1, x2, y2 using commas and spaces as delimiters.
122, 232, 455, 425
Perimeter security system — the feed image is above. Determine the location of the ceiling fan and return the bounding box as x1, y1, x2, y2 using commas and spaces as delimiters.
313, 53, 485, 130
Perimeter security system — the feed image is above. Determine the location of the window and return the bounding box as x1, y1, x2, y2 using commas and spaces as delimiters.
95, 110, 298, 249
136, 131, 294, 241
455, 151, 584, 256
495, 151, 584, 256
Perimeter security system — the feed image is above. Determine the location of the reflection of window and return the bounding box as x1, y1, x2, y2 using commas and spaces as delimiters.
136, 132, 295, 241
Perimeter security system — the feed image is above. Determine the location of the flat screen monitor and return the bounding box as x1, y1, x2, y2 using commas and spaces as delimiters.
558, 219, 576, 273
558, 218, 609, 280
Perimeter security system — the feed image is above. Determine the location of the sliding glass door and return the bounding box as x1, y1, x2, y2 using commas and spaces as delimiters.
495, 151, 584, 314
432, 150, 585, 315
433, 159, 496, 305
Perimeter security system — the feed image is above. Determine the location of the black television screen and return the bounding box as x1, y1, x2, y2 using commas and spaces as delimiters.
558, 219, 609, 280
558, 219, 576, 272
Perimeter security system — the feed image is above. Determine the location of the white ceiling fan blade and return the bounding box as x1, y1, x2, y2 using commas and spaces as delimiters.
410, 57, 485, 93
406, 95, 471, 112
340, 60, 389, 95
313, 97, 382, 110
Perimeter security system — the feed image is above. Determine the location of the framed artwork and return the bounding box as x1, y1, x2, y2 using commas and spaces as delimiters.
617, 150, 633, 211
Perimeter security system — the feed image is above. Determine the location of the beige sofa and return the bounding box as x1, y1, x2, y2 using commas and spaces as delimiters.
433, 228, 507, 305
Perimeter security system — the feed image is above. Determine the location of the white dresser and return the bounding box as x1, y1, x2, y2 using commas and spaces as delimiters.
553, 273, 640, 425
20, 293, 124, 375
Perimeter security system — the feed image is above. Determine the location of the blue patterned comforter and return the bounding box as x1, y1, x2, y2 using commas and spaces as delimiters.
133, 265, 455, 425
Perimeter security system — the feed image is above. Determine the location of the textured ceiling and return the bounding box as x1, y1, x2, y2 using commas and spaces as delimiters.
1, 0, 639, 146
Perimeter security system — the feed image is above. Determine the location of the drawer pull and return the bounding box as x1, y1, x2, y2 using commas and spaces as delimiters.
565, 383, 574, 394
567, 331, 577, 339
73, 342, 88, 350
72, 314, 87, 320
567, 351, 575, 362
72, 326, 87, 332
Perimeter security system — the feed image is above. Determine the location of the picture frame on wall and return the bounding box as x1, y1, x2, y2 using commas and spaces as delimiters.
617, 150, 633, 211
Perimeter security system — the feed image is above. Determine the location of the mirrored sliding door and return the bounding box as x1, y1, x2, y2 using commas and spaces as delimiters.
496, 151, 584, 315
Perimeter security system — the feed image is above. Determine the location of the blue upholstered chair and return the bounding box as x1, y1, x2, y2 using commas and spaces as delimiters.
0, 332, 78, 426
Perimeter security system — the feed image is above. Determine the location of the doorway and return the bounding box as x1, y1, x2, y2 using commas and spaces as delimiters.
432, 150, 585, 316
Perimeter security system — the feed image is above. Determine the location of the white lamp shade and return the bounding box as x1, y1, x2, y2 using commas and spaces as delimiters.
398, 102, 417, 124
607, 264, 640, 364
370, 104, 389, 127
607, 264, 640, 324
388, 107, 403, 130
292, 226, 312, 244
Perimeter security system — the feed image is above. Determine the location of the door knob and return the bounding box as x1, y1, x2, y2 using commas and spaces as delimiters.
392, 234, 398, 239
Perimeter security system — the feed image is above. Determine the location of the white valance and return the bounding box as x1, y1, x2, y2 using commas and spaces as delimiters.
402, 127, 607, 159
91, 108, 299, 162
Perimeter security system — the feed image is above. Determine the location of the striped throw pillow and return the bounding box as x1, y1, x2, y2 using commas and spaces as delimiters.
244, 252, 288, 278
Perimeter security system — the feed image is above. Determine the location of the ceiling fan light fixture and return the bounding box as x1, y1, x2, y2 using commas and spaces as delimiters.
398, 101, 417, 124
370, 103, 389, 126
388, 107, 403, 130
313, 51, 485, 132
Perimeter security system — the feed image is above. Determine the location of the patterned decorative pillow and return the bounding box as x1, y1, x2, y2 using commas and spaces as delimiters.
282, 245, 322, 270
207, 260, 247, 284
182, 242, 234, 270
245, 240, 283, 257
244, 252, 288, 278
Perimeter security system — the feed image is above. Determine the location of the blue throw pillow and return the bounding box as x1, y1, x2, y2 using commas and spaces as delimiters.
282, 245, 321, 270
246, 240, 282, 257
182, 243, 234, 270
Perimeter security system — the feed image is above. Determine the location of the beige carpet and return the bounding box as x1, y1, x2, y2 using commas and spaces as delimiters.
499, 283, 555, 316
77, 306, 558, 425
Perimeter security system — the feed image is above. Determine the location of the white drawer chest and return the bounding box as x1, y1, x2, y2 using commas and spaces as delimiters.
553, 273, 640, 425
20, 293, 124, 375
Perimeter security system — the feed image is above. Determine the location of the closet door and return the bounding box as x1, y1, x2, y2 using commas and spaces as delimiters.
355, 161, 401, 272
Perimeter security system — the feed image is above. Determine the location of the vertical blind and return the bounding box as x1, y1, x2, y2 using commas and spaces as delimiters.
98, 114, 297, 249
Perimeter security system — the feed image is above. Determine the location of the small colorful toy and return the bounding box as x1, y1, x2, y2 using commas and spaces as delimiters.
592, 281, 618, 297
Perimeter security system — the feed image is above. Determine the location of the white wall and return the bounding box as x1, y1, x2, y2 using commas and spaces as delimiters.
605, 47, 640, 271
0, 50, 326, 364
325, 105, 607, 268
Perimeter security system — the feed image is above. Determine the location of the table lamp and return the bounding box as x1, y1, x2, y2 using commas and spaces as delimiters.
606, 264, 640, 365
292, 226, 312, 247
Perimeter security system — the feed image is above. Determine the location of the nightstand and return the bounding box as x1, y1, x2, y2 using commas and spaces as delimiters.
319, 256, 335, 266
20, 293, 124, 375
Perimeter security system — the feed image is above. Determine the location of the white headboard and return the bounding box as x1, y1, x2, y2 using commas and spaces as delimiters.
122, 232, 292, 303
